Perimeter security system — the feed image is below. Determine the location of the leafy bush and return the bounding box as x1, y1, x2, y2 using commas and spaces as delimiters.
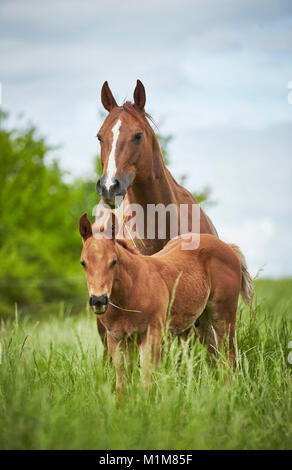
0, 111, 98, 316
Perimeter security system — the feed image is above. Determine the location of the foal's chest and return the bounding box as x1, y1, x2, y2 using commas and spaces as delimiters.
101, 309, 148, 343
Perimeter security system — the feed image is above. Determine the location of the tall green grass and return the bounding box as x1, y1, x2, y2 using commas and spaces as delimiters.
0, 279, 291, 450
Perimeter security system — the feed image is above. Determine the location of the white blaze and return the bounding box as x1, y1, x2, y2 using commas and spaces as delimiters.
104, 119, 122, 190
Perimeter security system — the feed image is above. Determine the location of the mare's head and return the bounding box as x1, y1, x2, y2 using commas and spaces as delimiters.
79, 213, 117, 314
96, 80, 162, 208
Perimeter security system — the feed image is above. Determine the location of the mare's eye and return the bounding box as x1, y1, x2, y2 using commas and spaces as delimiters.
80, 260, 86, 268
97, 134, 103, 142
110, 258, 117, 268
132, 132, 142, 143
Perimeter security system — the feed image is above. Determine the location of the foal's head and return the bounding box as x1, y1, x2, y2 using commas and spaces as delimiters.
96, 80, 161, 208
79, 214, 117, 314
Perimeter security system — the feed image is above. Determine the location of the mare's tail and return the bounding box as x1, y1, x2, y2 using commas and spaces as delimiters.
229, 244, 253, 306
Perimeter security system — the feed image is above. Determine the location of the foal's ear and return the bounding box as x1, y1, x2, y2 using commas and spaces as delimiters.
79, 213, 92, 241
133, 79, 146, 112
101, 81, 118, 112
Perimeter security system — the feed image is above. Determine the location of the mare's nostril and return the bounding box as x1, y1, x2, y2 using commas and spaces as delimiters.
108, 179, 121, 196
96, 179, 102, 195
112, 179, 120, 190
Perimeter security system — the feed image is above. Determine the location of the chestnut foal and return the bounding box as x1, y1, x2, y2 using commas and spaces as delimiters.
79, 214, 253, 394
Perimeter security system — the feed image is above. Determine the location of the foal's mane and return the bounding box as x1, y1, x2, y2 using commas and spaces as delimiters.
116, 238, 140, 255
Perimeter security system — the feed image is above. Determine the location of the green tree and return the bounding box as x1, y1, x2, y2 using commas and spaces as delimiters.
0, 111, 98, 316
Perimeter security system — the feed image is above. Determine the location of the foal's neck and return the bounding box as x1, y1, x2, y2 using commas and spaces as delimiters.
110, 242, 145, 307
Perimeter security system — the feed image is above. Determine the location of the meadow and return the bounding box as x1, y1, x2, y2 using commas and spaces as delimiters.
0, 278, 291, 450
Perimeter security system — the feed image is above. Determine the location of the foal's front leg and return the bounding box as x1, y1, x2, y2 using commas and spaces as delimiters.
97, 317, 108, 361
107, 334, 129, 395
139, 328, 162, 386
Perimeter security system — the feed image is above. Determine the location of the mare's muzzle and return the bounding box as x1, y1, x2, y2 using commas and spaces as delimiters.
96, 174, 132, 208
89, 294, 109, 315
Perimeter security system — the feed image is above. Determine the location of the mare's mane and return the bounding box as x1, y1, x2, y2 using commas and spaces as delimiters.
123, 101, 155, 126
109, 101, 156, 129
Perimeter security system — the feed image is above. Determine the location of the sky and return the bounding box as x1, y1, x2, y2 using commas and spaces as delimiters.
1, 0, 292, 277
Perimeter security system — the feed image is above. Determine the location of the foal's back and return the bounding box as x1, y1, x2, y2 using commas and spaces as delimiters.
154, 233, 240, 273
151, 233, 242, 334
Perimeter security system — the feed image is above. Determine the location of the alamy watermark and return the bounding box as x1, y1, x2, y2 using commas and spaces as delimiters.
92, 198, 201, 250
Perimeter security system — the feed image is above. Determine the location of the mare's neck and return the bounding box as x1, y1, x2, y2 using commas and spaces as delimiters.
127, 138, 175, 208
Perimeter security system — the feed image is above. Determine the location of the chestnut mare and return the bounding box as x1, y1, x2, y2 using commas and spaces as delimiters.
79, 214, 253, 394
96, 80, 218, 253
95, 80, 218, 348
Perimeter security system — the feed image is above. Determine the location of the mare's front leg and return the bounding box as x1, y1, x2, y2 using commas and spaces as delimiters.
139, 327, 162, 386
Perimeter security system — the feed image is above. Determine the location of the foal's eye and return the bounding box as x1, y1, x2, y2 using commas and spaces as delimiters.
132, 132, 142, 143
80, 260, 86, 268
110, 258, 117, 268
97, 134, 103, 142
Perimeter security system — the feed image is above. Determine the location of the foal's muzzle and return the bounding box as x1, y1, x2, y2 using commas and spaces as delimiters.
96, 174, 131, 208
89, 294, 109, 314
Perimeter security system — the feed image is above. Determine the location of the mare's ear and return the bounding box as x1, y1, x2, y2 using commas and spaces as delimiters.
79, 213, 92, 241
133, 79, 146, 112
101, 81, 118, 112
